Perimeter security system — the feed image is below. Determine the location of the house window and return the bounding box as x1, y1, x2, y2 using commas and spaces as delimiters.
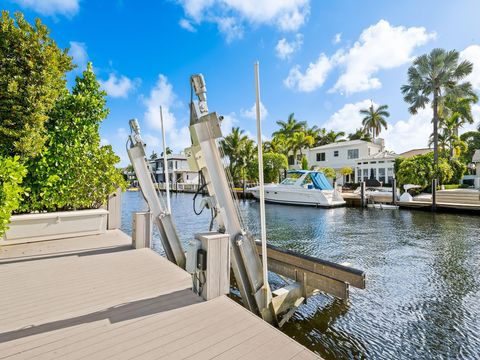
288, 155, 295, 165
348, 149, 359, 159
357, 169, 362, 183
316, 152, 326, 161
334, 150, 339, 157
363, 169, 368, 181
379, 168, 386, 183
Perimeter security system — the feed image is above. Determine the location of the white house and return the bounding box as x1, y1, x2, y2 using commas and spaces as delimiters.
355, 150, 397, 184
301, 139, 385, 185
149, 154, 199, 185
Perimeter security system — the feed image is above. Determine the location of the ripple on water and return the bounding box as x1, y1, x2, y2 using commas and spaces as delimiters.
121, 192, 480, 360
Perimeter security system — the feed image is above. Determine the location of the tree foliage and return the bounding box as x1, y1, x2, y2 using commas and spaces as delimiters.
0, 156, 26, 237
18, 64, 126, 212
359, 104, 389, 139
0, 11, 73, 159
396, 153, 453, 190
263, 152, 288, 183
320, 167, 336, 180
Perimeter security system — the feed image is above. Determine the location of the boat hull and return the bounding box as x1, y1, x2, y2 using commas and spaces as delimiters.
248, 185, 346, 208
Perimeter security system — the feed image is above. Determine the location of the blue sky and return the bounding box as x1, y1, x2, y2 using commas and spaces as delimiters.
4, 0, 480, 165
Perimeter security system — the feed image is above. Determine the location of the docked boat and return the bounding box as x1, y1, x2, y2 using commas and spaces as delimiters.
248, 170, 345, 207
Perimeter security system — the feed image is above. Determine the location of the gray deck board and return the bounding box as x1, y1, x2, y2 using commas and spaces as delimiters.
0, 230, 321, 359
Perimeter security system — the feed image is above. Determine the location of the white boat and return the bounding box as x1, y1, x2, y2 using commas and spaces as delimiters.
248, 170, 346, 207
367, 203, 399, 210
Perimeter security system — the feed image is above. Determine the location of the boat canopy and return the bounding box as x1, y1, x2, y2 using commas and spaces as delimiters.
287, 170, 333, 190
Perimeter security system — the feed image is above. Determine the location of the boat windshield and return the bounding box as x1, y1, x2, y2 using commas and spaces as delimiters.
280, 172, 302, 185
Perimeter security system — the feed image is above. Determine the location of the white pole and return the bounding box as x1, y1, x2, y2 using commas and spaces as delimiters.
255, 62, 269, 307
160, 106, 171, 213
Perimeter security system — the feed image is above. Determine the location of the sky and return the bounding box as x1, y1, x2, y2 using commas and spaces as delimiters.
3, 0, 480, 166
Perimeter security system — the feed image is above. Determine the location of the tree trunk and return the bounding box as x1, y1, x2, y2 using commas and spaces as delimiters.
432, 90, 439, 211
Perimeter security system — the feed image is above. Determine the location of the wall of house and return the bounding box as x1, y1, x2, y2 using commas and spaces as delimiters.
355, 158, 396, 184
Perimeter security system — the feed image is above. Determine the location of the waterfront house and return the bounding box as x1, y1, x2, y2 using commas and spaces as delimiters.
149, 154, 199, 185
299, 139, 385, 185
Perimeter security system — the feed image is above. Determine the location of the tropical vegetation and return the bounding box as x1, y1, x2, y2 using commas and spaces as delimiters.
401, 48, 476, 188
0, 11, 125, 235
359, 104, 389, 140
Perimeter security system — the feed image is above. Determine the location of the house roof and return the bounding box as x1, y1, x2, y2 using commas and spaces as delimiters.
358, 150, 398, 161
399, 148, 432, 158
310, 139, 380, 151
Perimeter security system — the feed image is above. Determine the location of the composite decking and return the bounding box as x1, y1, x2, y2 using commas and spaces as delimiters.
0, 230, 321, 360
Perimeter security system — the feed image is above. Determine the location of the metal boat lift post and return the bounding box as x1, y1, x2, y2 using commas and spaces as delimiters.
127, 119, 186, 269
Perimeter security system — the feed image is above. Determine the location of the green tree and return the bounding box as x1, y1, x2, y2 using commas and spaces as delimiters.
401, 48, 475, 178
322, 130, 346, 144
396, 152, 453, 190
263, 153, 288, 183
460, 131, 480, 165
19, 63, 125, 212
301, 156, 309, 170
359, 103, 389, 140
150, 151, 158, 160
0, 156, 26, 237
221, 127, 249, 182
0, 11, 73, 159
348, 128, 372, 142
160, 147, 172, 156
288, 131, 314, 161
272, 113, 306, 138
320, 167, 337, 180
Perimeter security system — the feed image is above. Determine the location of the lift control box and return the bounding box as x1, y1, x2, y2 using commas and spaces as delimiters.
186, 232, 230, 301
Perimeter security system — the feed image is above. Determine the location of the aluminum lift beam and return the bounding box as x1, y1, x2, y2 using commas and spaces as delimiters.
187, 74, 275, 322
127, 120, 186, 269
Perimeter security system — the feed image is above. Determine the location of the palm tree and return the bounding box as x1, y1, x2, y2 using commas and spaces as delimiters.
238, 138, 256, 190
348, 128, 372, 142
401, 48, 475, 174
288, 132, 314, 163
149, 151, 158, 160
305, 125, 327, 146
264, 134, 289, 156
272, 113, 307, 138
160, 147, 172, 157
322, 130, 346, 145
221, 127, 249, 181
359, 103, 389, 140
442, 94, 478, 138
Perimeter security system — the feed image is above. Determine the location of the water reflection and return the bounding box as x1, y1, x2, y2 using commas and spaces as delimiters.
121, 191, 480, 360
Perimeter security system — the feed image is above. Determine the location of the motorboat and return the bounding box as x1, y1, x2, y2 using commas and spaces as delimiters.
248, 170, 345, 207
354, 186, 399, 203
367, 203, 399, 210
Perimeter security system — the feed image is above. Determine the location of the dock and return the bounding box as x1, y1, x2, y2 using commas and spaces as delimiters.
0, 230, 321, 360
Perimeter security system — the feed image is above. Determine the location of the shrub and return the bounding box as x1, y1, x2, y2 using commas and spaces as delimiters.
301, 156, 308, 170
18, 64, 126, 213
319, 167, 337, 180
448, 159, 467, 184
0, 156, 26, 237
396, 152, 453, 190
0, 11, 73, 159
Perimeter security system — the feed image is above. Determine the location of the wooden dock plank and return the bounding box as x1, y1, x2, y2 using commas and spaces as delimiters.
0, 230, 321, 360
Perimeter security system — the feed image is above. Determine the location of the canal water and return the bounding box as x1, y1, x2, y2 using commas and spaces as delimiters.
121, 191, 480, 360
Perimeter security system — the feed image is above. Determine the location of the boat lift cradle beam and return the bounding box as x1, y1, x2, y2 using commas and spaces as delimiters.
188, 74, 274, 322
127, 120, 186, 269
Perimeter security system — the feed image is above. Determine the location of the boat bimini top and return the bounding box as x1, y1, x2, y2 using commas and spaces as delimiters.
282, 170, 334, 190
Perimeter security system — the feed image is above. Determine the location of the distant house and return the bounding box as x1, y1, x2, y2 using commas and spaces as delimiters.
300, 139, 385, 185
149, 154, 199, 185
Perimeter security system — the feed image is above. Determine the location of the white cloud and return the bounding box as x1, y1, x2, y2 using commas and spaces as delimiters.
332, 20, 436, 94
284, 53, 332, 92
382, 108, 433, 153
241, 102, 268, 119
275, 34, 303, 60
332, 33, 341, 44
116, 127, 128, 138
13, 0, 80, 16
143, 74, 177, 132
177, 0, 310, 39
460, 45, 480, 90
220, 112, 239, 134
285, 20, 435, 94
99, 73, 139, 98
69, 41, 88, 70
215, 16, 244, 42
144, 134, 161, 148
323, 99, 375, 134
179, 18, 197, 32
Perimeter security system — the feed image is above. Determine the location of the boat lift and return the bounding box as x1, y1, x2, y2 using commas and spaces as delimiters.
126, 74, 365, 326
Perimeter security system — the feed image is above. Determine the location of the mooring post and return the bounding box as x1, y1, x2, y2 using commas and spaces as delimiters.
431, 178, 437, 212
107, 187, 122, 230
360, 181, 366, 208
132, 212, 151, 249
392, 179, 397, 205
